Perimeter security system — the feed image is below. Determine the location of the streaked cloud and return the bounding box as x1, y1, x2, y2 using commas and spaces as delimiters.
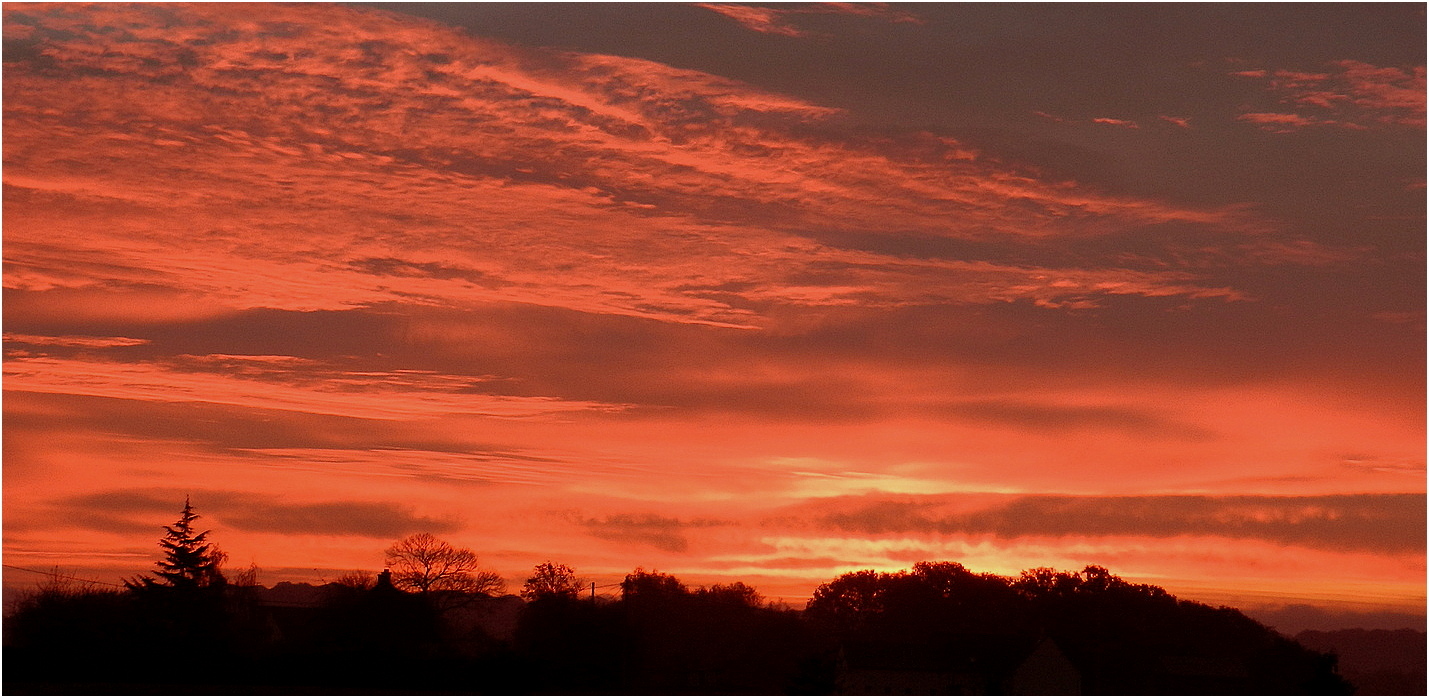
1340, 456, 1426, 476
1035, 111, 1203, 133
5, 333, 150, 348
3, 354, 622, 420
1092, 117, 1140, 129
232, 447, 621, 488
54, 489, 462, 538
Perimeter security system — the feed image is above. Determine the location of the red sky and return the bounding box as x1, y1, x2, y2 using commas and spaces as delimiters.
3, 3, 1423, 633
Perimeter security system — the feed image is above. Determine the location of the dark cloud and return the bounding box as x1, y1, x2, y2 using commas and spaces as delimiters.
576, 513, 728, 553
2, 391, 511, 455
938, 400, 1212, 439
55, 489, 460, 538
813, 493, 1426, 554
347, 257, 495, 285
372, 4, 1422, 214
11, 294, 1417, 430
59, 490, 178, 517
1, 304, 403, 361
392, 300, 1394, 423
217, 500, 460, 538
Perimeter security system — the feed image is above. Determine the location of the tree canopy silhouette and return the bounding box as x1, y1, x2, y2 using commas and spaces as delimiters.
620, 567, 687, 601
521, 561, 584, 601
698, 581, 765, 607
806, 561, 1351, 694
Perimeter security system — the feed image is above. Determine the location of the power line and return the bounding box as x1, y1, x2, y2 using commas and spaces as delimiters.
2, 563, 125, 586
585, 580, 624, 600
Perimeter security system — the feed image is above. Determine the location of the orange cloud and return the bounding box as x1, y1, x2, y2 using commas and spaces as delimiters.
1237, 112, 1341, 133
5, 334, 150, 348
695, 2, 921, 37
3, 2, 1287, 331
1092, 117, 1140, 129
2, 2, 1420, 629
1232, 59, 1426, 131
696, 3, 808, 37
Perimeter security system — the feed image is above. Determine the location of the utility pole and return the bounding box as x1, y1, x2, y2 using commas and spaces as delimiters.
590, 581, 596, 600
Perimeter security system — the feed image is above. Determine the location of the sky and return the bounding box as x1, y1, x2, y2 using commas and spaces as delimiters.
2, 2, 1424, 633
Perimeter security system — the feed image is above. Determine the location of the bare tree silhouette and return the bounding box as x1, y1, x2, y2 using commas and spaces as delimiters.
383, 533, 504, 595
335, 569, 376, 590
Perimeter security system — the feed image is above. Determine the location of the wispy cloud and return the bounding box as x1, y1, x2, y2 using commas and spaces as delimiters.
1092, 117, 1140, 129
3, 354, 623, 420
696, 3, 807, 37
232, 447, 633, 488
1038, 111, 1199, 132
1237, 112, 1342, 133
1232, 60, 1426, 131
1340, 456, 1426, 476
695, 2, 922, 38
5, 333, 150, 348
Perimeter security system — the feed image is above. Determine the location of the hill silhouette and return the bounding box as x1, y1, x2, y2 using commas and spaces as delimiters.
1295, 628, 1426, 696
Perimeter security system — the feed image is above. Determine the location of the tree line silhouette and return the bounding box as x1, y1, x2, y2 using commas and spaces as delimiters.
4, 501, 1355, 694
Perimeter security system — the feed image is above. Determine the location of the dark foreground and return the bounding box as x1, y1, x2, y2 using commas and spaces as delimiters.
5, 563, 1363, 695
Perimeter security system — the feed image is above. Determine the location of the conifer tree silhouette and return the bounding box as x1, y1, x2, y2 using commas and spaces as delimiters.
127, 497, 226, 590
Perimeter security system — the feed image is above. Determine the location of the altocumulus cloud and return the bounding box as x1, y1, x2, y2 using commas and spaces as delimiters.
3, 2, 1289, 333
